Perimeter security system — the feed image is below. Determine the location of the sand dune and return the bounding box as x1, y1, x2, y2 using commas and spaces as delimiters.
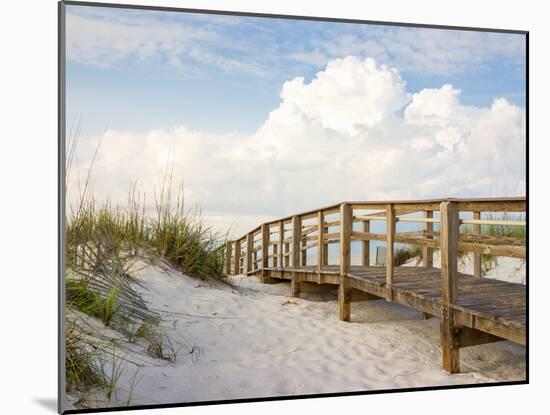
69, 260, 525, 408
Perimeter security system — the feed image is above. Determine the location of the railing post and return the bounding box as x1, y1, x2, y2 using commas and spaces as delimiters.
422, 211, 434, 268
317, 210, 324, 283
473, 211, 481, 277
234, 239, 241, 275
301, 237, 307, 266
323, 223, 329, 266
385, 204, 395, 301
291, 215, 302, 297
246, 233, 253, 274
225, 241, 232, 275
361, 219, 370, 267
440, 201, 460, 373
261, 224, 269, 282
339, 203, 352, 321
279, 221, 284, 270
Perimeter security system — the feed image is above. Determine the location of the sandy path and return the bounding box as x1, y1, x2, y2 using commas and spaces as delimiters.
86, 261, 525, 408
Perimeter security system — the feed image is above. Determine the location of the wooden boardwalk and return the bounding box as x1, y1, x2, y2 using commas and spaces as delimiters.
226, 198, 526, 373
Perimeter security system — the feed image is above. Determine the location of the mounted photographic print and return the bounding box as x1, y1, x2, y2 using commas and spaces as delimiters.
58, 1, 527, 413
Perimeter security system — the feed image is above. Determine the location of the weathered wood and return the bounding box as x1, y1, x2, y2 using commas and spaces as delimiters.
350, 289, 379, 302
440, 201, 460, 373
291, 215, 302, 297
386, 204, 395, 301
352, 231, 386, 242
273, 243, 278, 267
423, 211, 434, 268
460, 218, 526, 226
279, 221, 284, 269
452, 326, 503, 348
225, 241, 232, 275
318, 210, 324, 272
473, 211, 481, 278
234, 239, 241, 275
362, 220, 370, 267
246, 233, 253, 274
284, 242, 290, 267
339, 203, 352, 321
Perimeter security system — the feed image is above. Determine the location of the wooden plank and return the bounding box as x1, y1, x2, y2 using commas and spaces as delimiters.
440, 201, 460, 373
362, 220, 370, 267
291, 215, 302, 297
460, 219, 526, 227
246, 233, 253, 274
225, 241, 232, 275
423, 211, 434, 268
339, 203, 352, 321
351, 231, 386, 242
458, 242, 526, 259
473, 211, 481, 277
386, 204, 395, 301
234, 239, 241, 275
318, 210, 324, 272
456, 201, 526, 213
279, 221, 284, 270
324, 232, 340, 241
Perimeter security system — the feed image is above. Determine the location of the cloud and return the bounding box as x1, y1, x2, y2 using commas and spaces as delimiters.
296, 26, 525, 76
65, 8, 265, 76
68, 57, 525, 237
275, 57, 409, 135
66, 7, 525, 80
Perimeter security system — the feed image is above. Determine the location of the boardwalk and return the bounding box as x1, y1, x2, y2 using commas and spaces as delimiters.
225, 198, 526, 373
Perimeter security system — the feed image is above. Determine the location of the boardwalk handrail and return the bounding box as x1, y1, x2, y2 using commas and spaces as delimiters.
224, 197, 526, 373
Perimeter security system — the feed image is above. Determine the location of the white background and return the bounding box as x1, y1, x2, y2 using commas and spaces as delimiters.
0, 0, 545, 414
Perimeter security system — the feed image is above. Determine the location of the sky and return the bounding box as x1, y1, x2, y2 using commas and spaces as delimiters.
65, 4, 527, 238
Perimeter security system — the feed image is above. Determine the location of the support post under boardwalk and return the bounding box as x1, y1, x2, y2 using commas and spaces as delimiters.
473, 211, 481, 277
291, 215, 302, 297
385, 204, 395, 301
440, 201, 460, 373
339, 203, 352, 321
246, 233, 253, 274
422, 211, 434, 268
361, 219, 370, 267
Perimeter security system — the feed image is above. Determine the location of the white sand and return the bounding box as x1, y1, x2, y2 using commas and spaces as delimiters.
67, 260, 525, 409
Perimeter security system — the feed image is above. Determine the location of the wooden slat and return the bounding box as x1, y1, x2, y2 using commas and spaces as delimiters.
291, 215, 302, 297
423, 211, 434, 268
339, 203, 352, 321
318, 210, 324, 273
279, 221, 284, 270
225, 241, 232, 275
473, 211, 481, 277
386, 204, 395, 301
440, 201, 460, 373
362, 220, 370, 267
234, 239, 241, 275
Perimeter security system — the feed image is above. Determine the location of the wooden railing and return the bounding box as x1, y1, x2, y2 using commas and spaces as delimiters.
226, 197, 526, 278
225, 197, 526, 373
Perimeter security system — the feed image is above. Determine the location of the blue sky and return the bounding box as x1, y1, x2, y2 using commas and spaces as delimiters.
66, 5, 526, 137
65, 5, 526, 237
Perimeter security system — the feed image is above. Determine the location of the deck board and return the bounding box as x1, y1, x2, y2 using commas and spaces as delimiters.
264, 264, 526, 343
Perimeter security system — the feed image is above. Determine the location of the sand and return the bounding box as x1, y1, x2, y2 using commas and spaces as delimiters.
66, 259, 526, 410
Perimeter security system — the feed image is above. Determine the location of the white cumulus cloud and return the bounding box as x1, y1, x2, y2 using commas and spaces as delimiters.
68, 57, 525, 237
